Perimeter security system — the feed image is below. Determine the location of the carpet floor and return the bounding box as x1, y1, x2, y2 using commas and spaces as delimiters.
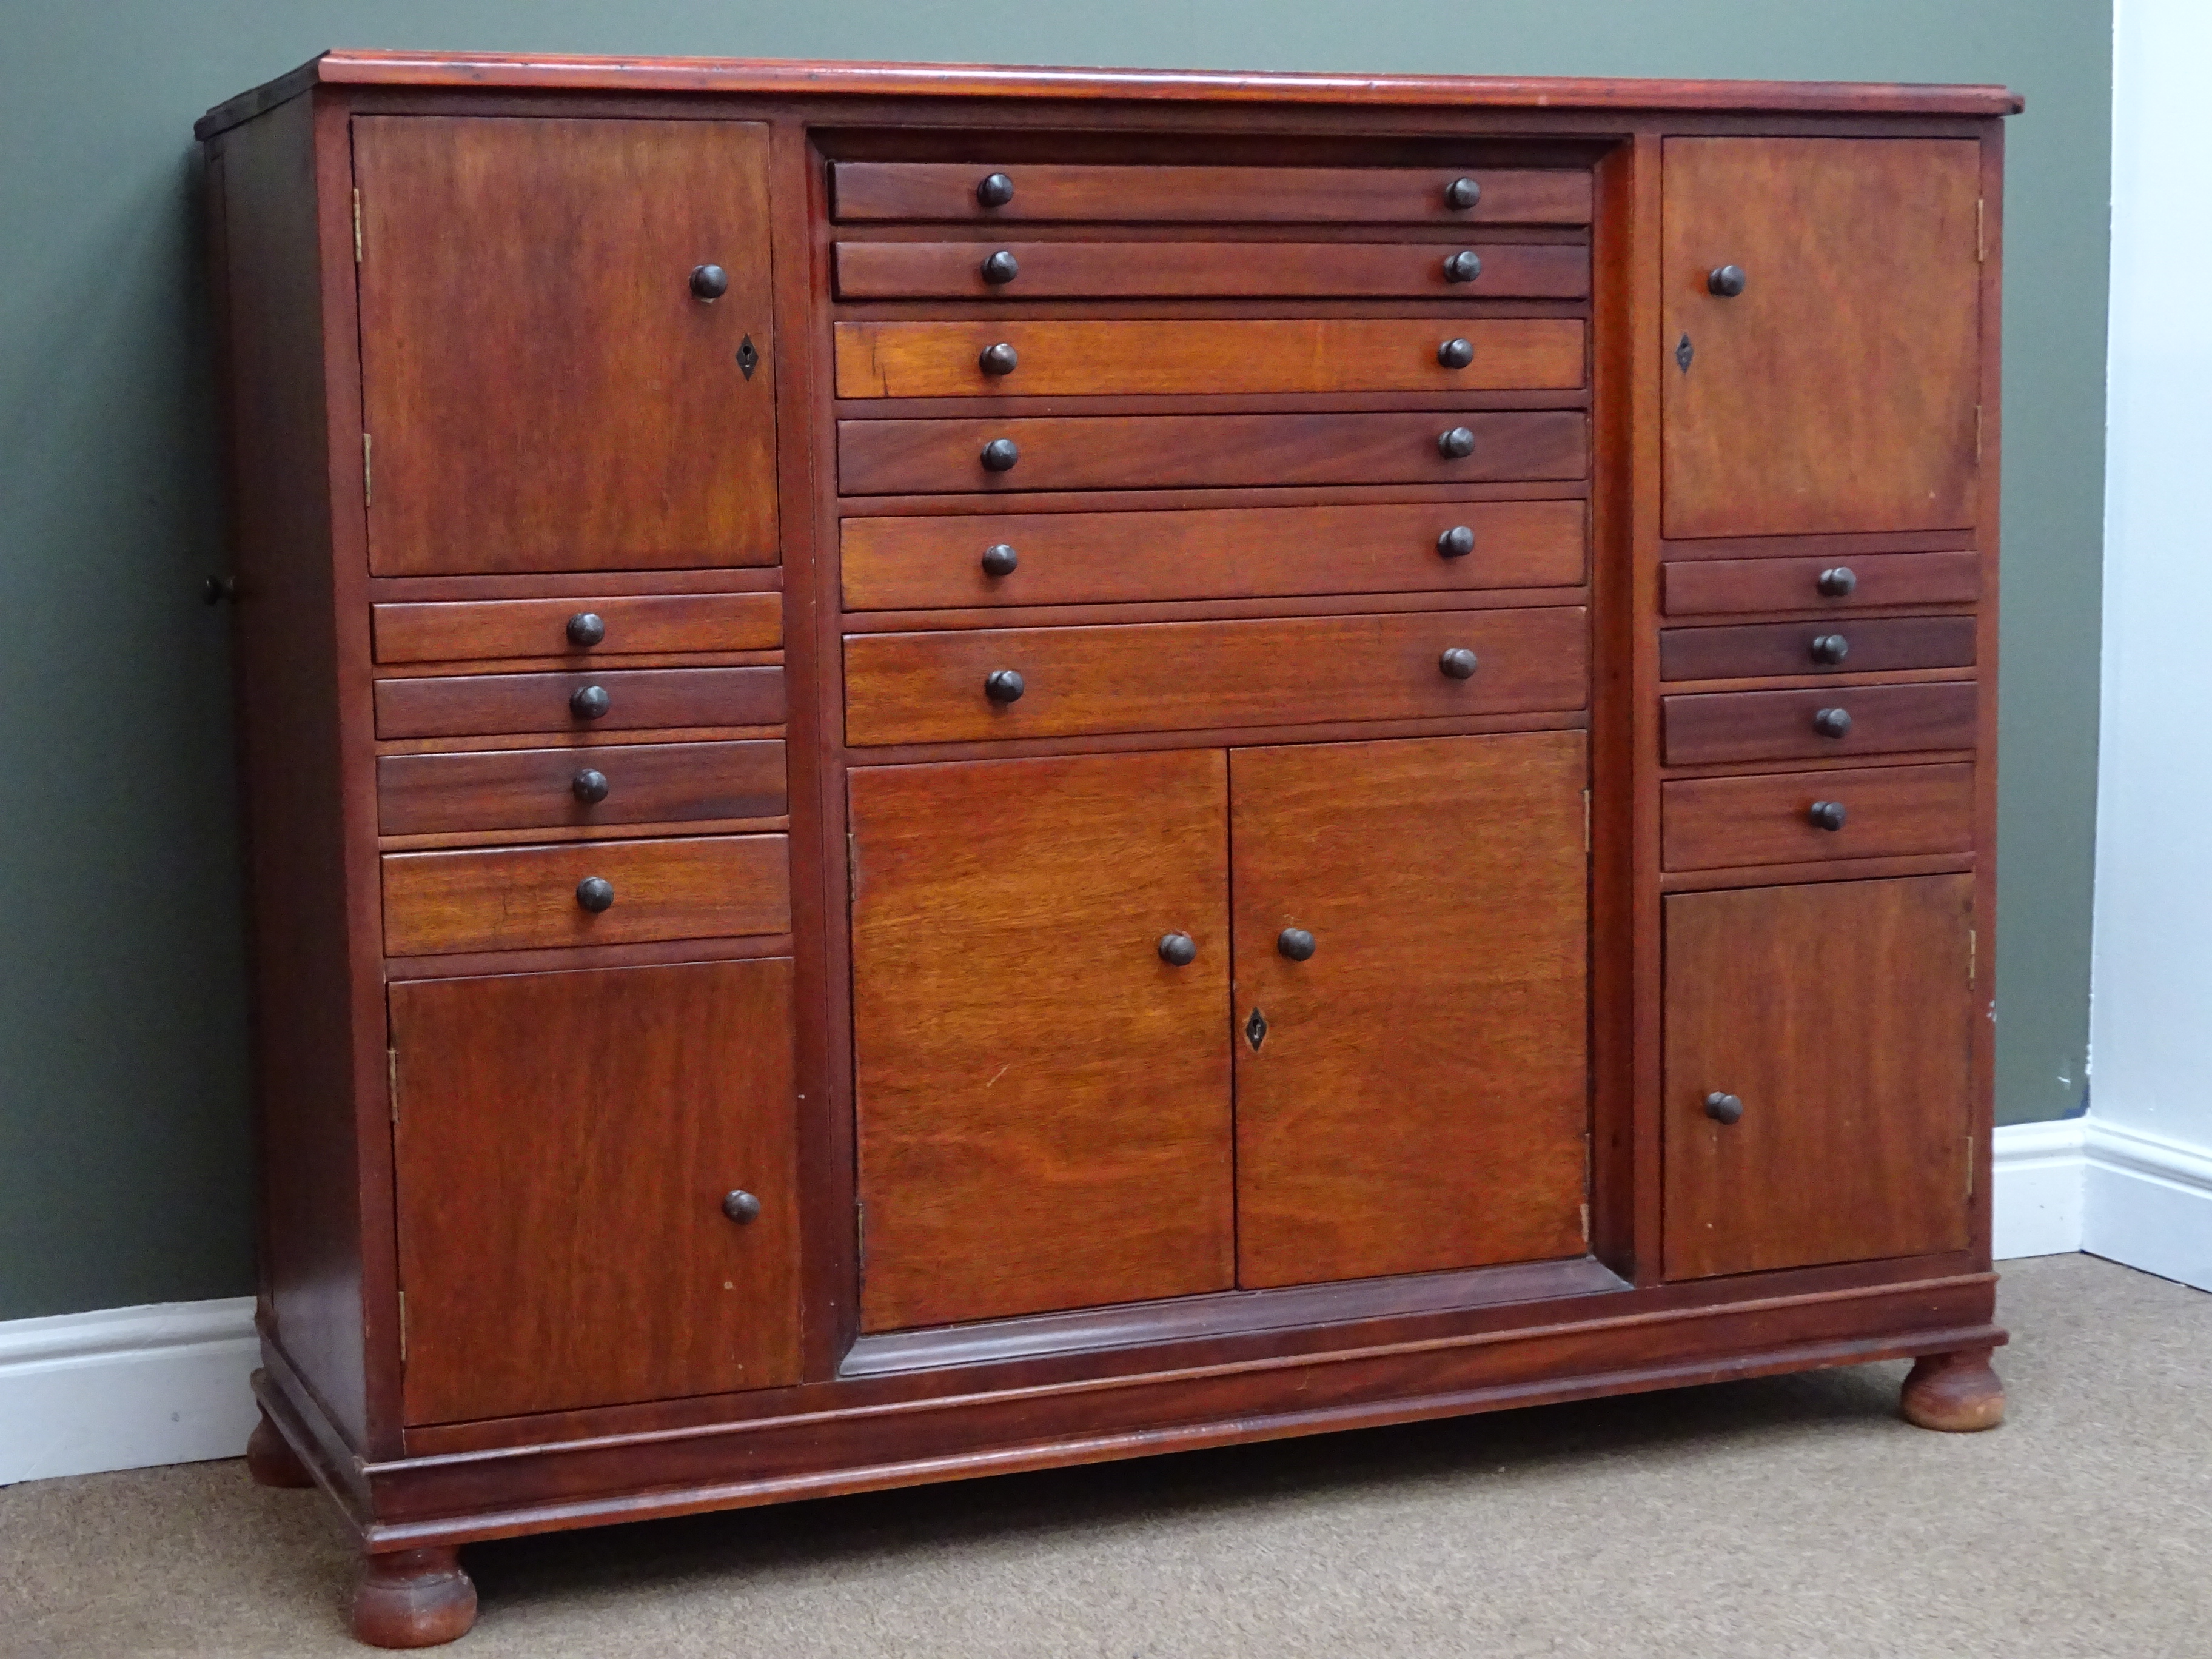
3, 1252, 2207, 1658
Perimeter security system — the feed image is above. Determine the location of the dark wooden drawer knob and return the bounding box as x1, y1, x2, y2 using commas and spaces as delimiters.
1439, 646, 1479, 680
1443, 250, 1484, 283
1444, 176, 1482, 210
979, 341, 1019, 377
721, 1189, 762, 1224
984, 669, 1025, 703
1808, 800, 1848, 831
689, 264, 729, 301
1438, 426, 1476, 460
575, 876, 615, 913
569, 684, 611, 720
1158, 931, 1198, 967
1438, 337, 1475, 370
1438, 525, 1476, 559
1809, 633, 1850, 665
1708, 264, 1748, 297
980, 543, 1019, 578
1818, 566, 1859, 597
980, 249, 1020, 284
572, 768, 610, 804
976, 172, 1015, 207
1812, 706, 1852, 739
565, 611, 606, 648
1704, 1090, 1744, 1124
1277, 927, 1316, 962
980, 437, 1020, 472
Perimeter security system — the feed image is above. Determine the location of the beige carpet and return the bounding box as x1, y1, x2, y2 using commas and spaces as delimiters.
3, 1253, 2207, 1658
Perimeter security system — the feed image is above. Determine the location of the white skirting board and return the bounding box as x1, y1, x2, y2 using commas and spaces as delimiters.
3, 1124, 2206, 1486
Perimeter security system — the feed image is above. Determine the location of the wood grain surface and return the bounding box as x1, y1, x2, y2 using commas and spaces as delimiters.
1660, 615, 1976, 682
373, 594, 783, 664
1661, 550, 1981, 615
377, 740, 786, 836
1661, 762, 1975, 870
1661, 680, 1977, 765
374, 666, 785, 739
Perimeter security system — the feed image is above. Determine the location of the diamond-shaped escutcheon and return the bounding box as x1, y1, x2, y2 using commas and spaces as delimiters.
737, 335, 760, 379
1244, 1007, 1269, 1051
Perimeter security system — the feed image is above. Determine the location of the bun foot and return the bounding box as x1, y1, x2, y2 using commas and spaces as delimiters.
351, 1547, 478, 1648
246, 1410, 314, 1489
1900, 1347, 2005, 1432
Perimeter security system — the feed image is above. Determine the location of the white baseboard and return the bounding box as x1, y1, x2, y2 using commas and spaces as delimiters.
1993, 1118, 2088, 1258
0, 1297, 259, 1486
2082, 1118, 2212, 1292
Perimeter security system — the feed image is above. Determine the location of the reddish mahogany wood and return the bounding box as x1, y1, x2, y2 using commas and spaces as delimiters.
247, 1410, 315, 1488
844, 606, 1589, 746
1900, 1347, 2006, 1431
1663, 876, 1974, 1279
381, 834, 790, 956
839, 411, 1588, 495
848, 750, 1234, 1330
1659, 615, 1977, 681
354, 116, 779, 574
1661, 138, 1982, 538
1661, 762, 1975, 871
842, 500, 1587, 611
372, 594, 782, 664
352, 1547, 477, 1647
1661, 680, 1978, 766
833, 240, 1591, 300
376, 740, 786, 835
1231, 732, 1590, 1287
1661, 550, 1981, 615
390, 961, 802, 1425
374, 666, 785, 739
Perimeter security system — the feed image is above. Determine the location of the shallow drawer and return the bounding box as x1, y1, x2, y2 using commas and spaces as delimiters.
374, 667, 785, 739
377, 740, 787, 836
1660, 616, 1977, 682
842, 500, 1587, 611
844, 606, 1587, 746
372, 593, 781, 665
1663, 763, 1975, 871
838, 411, 1587, 497
834, 318, 1584, 399
832, 240, 1590, 301
1663, 681, 1978, 766
381, 835, 790, 957
830, 163, 1592, 224
1661, 551, 1981, 617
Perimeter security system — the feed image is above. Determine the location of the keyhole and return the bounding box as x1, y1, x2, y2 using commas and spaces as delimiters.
1675, 333, 1694, 373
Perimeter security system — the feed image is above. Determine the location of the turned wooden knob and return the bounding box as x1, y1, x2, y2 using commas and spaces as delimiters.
1444, 176, 1482, 210
980, 249, 1020, 284
1438, 337, 1475, 369
1439, 647, 1479, 679
976, 172, 1015, 207
722, 1189, 762, 1224
979, 341, 1019, 377
1438, 426, 1476, 460
1438, 525, 1476, 558
980, 543, 1019, 577
1443, 250, 1484, 284
980, 437, 1020, 472
1704, 1091, 1744, 1124
565, 612, 606, 647
1158, 932, 1198, 966
1708, 263, 1748, 297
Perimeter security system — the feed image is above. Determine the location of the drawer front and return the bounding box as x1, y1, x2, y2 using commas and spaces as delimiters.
845, 606, 1588, 746
382, 835, 790, 956
1663, 763, 1975, 871
843, 500, 1587, 611
372, 593, 782, 665
832, 240, 1590, 301
378, 740, 787, 836
830, 163, 1592, 224
1663, 681, 1978, 766
1660, 615, 1977, 682
838, 411, 1587, 496
1661, 551, 1981, 617
375, 667, 785, 739
834, 318, 1584, 399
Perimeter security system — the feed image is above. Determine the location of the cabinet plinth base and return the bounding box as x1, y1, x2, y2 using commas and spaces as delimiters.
245, 1410, 315, 1489
1899, 1347, 2005, 1432
351, 1547, 478, 1649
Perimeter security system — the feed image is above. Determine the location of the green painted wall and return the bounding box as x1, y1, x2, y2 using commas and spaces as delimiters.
0, 2, 2108, 1319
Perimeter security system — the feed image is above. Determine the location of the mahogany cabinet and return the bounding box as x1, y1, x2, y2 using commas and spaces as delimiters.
201, 54, 2017, 1646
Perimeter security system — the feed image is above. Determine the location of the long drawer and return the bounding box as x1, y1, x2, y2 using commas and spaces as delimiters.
830, 162, 1593, 224
372, 592, 782, 665
1663, 681, 1978, 766
1663, 763, 1976, 871
1661, 550, 1980, 617
378, 740, 788, 836
844, 606, 1588, 746
838, 411, 1587, 496
832, 241, 1590, 300
374, 667, 786, 739
381, 835, 791, 956
834, 318, 1584, 398
1660, 616, 1977, 682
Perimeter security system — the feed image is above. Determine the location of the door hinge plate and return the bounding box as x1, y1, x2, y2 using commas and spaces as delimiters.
352, 187, 363, 263
363, 432, 372, 506
387, 1047, 398, 1125
397, 1289, 407, 1362
1977, 199, 1986, 263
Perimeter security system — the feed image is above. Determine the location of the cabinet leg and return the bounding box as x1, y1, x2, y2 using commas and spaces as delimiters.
1899, 1347, 2006, 1432
350, 1547, 478, 1648
245, 1410, 315, 1489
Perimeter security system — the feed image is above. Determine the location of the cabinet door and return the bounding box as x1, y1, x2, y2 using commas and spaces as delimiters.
850, 751, 1235, 1330
390, 960, 800, 1424
1664, 876, 1974, 1280
354, 117, 778, 575
1231, 732, 1590, 1288
1661, 138, 1981, 538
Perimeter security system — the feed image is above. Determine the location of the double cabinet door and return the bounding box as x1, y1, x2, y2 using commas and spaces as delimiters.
848, 731, 1592, 1333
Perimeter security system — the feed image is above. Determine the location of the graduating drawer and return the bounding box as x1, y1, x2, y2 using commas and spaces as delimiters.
830, 162, 1592, 224
381, 834, 790, 957
1663, 681, 1978, 766
1661, 550, 1981, 617
377, 740, 788, 836
843, 606, 1588, 746
832, 240, 1590, 301
1660, 615, 1976, 682
833, 318, 1584, 398
374, 667, 785, 739
372, 592, 781, 665
1663, 763, 1975, 871
838, 411, 1587, 496
842, 500, 1587, 612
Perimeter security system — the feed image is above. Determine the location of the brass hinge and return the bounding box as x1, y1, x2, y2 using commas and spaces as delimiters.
387, 1047, 398, 1126
1968, 927, 1977, 986
363, 432, 372, 506
1580, 1202, 1591, 1245
397, 1290, 407, 1362
352, 188, 363, 263
1965, 1133, 1977, 1198
1974, 406, 1983, 464
1976, 199, 1986, 264
855, 1200, 867, 1282
1583, 788, 1592, 854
